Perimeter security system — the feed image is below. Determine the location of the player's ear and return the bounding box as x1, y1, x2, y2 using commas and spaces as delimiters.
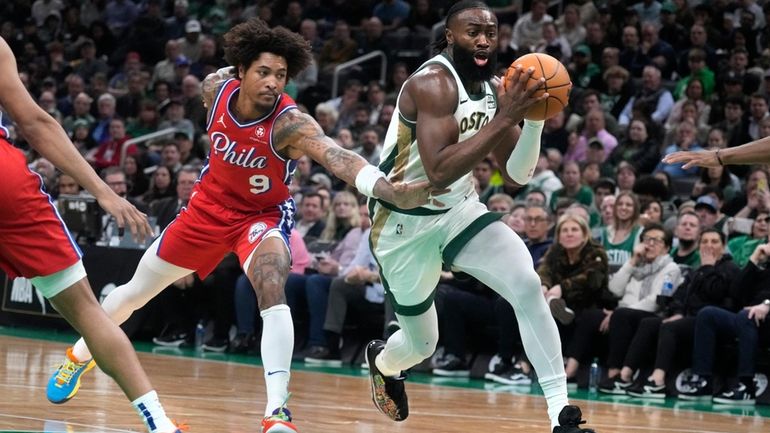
445, 28, 454, 45
238, 65, 245, 79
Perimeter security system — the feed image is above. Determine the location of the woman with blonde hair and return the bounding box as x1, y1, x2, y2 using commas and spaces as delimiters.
538, 213, 610, 385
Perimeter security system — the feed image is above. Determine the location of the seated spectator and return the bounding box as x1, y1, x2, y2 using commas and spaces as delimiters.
694, 190, 727, 232
615, 161, 637, 194
142, 165, 176, 207
674, 48, 715, 101
692, 161, 742, 204
534, 22, 571, 64
640, 199, 664, 226
61, 92, 95, 135
600, 192, 643, 274
524, 204, 554, 268
730, 167, 770, 219
727, 212, 769, 267
87, 118, 135, 170
285, 192, 363, 355
655, 120, 703, 178
670, 210, 702, 269
665, 78, 711, 141
608, 119, 660, 173
122, 154, 149, 198
433, 274, 497, 377
598, 224, 682, 394
550, 161, 594, 213
149, 166, 197, 231
619, 65, 674, 127
617, 229, 740, 398
599, 65, 634, 122
303, 226, 384, 366
295, 192, 327, 243
502, 201, 527, 237
679, 243, 770, 404
539, 214, 609, 384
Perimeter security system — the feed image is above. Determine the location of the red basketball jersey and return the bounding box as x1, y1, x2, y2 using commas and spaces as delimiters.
200, 78, 298, 213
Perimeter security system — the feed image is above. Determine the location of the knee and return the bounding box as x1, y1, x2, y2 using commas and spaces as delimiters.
697, 306, 722, 324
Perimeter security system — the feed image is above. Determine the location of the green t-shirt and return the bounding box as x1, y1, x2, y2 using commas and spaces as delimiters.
602, 225, 642, 273
727, 236, 766, 268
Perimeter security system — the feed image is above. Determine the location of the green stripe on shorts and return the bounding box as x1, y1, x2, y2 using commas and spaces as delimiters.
442, 212, 504, 267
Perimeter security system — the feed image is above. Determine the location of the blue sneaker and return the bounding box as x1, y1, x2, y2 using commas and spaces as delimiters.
47, 347, 96, 404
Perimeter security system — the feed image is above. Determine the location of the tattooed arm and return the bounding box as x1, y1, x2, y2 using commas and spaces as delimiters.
201, 66, 235, 115
274, 109, 436, 209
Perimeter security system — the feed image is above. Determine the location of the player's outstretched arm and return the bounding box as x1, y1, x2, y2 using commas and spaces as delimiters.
274, 109, 442, 209
663, 136, 770, 168
408, 65, 545, 189
0, 37, 152, 239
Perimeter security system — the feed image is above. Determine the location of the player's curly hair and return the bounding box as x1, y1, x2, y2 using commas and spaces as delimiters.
223, 18, 312, 80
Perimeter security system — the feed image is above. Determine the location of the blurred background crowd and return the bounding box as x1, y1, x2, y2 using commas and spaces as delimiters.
3, 0, 770, 406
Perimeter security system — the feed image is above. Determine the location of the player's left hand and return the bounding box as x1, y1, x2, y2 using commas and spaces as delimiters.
662, 149, 720, 169
96, 193, 153, 241
389, 180, 450, 209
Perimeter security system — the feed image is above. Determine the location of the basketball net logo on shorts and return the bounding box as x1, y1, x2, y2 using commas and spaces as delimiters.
248, 222, 268, 244
210, 131, 269, 169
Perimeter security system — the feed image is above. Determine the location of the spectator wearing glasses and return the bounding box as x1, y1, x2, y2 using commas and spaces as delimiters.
618, 229, 739, 399
599, 224, 682, 394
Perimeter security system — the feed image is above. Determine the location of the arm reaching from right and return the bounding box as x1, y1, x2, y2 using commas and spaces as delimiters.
662, 136, 770, 168
0, 37, 152, 240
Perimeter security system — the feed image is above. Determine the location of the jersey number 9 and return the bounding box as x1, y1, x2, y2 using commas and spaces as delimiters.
249, 174, 270, 194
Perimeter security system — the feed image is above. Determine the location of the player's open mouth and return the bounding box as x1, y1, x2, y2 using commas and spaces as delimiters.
474, 52, 489, 67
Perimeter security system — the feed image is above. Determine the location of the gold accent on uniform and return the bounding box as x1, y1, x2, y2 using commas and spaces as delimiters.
369, 204, 392, 251
390, 119, 414, 182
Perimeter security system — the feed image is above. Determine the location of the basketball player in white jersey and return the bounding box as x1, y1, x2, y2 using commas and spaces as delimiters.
364, 2, 595, 432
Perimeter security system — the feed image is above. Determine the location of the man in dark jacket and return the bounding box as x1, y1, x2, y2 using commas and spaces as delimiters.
679, 242, 770, 404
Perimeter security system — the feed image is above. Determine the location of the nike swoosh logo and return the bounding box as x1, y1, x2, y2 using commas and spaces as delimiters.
459, 99, 469, 104
267, 370, 288, 376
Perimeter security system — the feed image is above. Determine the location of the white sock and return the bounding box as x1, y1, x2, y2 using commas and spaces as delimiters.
72, 338, 92, 362
539, 374, 569, 429
131, 390, 177, 433
260, 304, 293, 417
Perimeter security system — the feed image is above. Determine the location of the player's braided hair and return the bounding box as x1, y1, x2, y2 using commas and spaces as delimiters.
432, 0, 491, 54
223, 18, 313, 80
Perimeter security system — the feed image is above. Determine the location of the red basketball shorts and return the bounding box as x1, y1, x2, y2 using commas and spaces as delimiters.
0, 140, 82, 279
156, 191, 294, 278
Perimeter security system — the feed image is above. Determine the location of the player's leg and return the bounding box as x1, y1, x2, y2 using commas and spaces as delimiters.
44, 270, 181, 433
68, 238, 193, 362
451, 221, 591, 432
243, 232, 296, 433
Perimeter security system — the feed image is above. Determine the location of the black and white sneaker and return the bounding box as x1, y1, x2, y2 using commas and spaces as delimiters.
626, 377, 666, 399
677, 374, 712, 401
598, 374, 632, 395
552, 405, 596, 433
432, 353, 470, 377
712, 381, 756, 405
365, 340, 408, 421
549, 298, 575, 325
152, 330, 190, 347
485, 363, 532, 385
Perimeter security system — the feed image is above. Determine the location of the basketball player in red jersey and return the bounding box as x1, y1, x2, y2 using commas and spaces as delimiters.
0, 38, 183, 433
48, 19, 439, 433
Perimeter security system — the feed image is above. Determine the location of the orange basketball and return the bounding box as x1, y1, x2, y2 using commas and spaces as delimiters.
504, 53, 572, 121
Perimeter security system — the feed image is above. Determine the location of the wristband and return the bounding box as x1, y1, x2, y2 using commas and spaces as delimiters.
715, 148, 724, 166
355, 165, 387, 198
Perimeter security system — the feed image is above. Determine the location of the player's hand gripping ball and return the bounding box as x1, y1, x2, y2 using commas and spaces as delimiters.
504, 53, 572, 121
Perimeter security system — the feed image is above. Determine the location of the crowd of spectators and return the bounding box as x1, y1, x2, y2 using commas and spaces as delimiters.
3, 0, 770, 407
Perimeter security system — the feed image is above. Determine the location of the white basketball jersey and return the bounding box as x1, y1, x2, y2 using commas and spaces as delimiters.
378, 53, 498, 210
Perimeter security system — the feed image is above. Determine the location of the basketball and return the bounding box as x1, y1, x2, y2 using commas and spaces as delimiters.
503, 53, 572, 121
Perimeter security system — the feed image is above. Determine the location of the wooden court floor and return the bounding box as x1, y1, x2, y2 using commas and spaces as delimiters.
1, 334, 768, 433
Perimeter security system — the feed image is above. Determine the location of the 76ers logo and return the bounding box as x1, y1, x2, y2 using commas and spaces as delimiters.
248, 222, 268, 244
255, 125, 266, 138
